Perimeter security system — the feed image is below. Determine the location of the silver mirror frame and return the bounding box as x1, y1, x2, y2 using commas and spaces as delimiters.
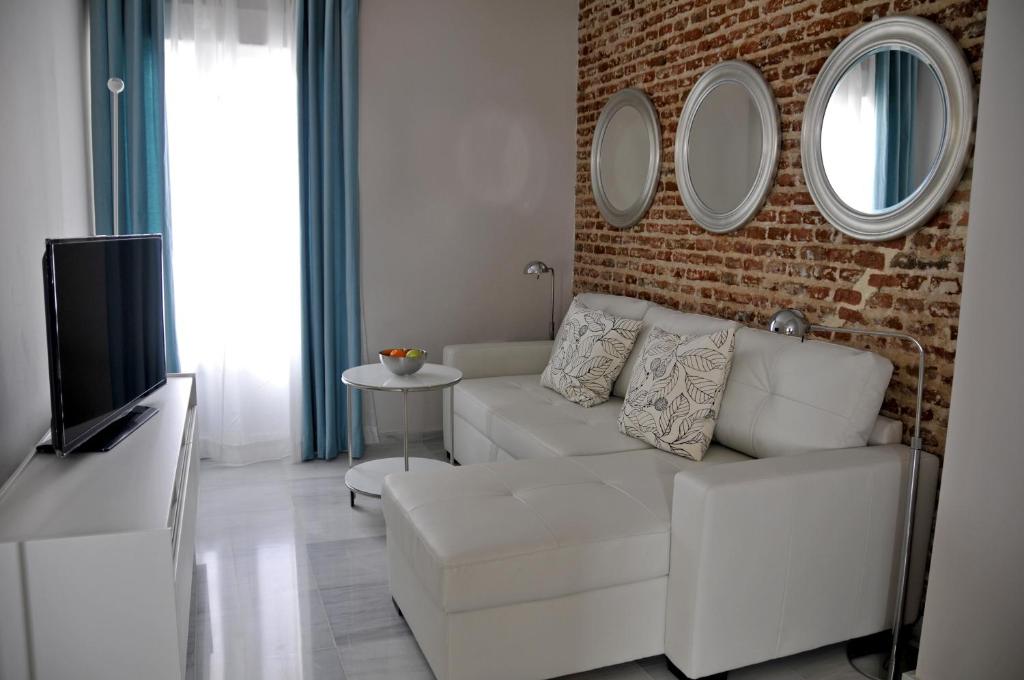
590, 88, 662, 229
675, 60, 780, 234
801, 16, 974, 242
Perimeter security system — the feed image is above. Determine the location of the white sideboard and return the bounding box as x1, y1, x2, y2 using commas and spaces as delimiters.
0, 375, 198, 680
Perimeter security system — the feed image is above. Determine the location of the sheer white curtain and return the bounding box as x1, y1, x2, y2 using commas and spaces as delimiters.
166, 0, 301, 464
820, 57, 878, 212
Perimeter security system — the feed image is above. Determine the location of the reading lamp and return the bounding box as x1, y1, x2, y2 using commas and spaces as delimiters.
523, 261, 556, 340
768, 308, 925, 680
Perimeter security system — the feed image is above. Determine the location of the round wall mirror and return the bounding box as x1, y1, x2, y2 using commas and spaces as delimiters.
802, 16, 974, 241
591, 88, 661, 228
675, 61, 779, 233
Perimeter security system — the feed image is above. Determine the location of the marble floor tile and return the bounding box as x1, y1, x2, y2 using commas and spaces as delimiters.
308, 536, 390, 589
335, 629, 434, 680
242, 649, 348, 680
187, 447, 870, 680
322, 582, 408, 644
561, 662, 655, 679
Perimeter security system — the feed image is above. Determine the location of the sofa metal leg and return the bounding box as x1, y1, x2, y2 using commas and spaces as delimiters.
667, 657, 727, 680
392, 597, 404, 619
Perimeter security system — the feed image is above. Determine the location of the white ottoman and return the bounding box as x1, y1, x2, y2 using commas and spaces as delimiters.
381, 448, 746, 680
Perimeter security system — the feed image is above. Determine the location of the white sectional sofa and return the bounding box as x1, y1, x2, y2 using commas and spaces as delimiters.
382, 293, 938, 680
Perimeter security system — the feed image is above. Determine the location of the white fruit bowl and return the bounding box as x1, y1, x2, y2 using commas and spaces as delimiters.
379, 349, 427, 376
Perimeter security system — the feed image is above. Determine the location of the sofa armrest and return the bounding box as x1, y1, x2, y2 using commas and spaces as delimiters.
665, 444, 938, 678
442, 341, 553, 380
868, 415, 903, 445
442, 341, 553, 457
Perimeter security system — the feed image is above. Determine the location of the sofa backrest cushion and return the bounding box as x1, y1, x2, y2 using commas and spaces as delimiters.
714, 327, 894, 457
574, 293, 652, 321
613, 305, 739, 398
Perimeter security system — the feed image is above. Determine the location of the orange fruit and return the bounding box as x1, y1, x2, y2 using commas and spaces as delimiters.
390, 349, 407, 357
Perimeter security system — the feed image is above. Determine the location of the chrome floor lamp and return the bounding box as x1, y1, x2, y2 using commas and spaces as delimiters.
107, 77, 125, 236
523, 261, 556, 340
767, 309, 925, 680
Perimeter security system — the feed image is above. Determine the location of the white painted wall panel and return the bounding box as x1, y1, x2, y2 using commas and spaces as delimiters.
359, 0, 579, 436
916, 2, 1024, 677
0, 0, 92, 485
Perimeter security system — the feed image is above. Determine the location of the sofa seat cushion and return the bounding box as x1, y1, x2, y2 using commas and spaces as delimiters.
456, 374, 650, 458
382, 447, 750, 614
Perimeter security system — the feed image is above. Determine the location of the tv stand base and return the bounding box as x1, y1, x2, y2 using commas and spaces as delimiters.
38, 405, 159, 455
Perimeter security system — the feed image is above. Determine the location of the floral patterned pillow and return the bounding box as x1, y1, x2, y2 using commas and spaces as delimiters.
541, 301, 643, 407
618, 326, 736, 460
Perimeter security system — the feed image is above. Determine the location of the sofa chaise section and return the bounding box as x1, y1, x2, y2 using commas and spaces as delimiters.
394, 293, 938, 679
382, 448, 749, 680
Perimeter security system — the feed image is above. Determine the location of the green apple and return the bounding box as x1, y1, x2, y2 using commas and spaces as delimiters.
405, 349, 424, 359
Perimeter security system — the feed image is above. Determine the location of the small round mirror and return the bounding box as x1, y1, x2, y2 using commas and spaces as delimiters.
675, 60, 779, 233
602, 106, 651, 211
820, 48, 945, 215
591, 88, 661, 228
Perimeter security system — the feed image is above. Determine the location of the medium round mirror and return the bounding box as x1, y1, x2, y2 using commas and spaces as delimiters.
803, 16, 974, 241
675, 61, 779, 233
591, 88, 661, 228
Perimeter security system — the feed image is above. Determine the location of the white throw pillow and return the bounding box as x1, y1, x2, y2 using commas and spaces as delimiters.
618, 326, 736, 460
541, 300, 643, 407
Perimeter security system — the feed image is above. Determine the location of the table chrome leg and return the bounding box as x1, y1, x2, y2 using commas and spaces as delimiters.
403, 389, 409, 472
347, 384, 354, 469
448, 386, 455, 464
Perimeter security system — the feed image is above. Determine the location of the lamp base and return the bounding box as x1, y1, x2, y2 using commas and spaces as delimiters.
846, 630, 918, 680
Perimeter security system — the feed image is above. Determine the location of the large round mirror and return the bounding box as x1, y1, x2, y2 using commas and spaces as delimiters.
803, 16, 973, 241
591, 88, 661, 228
675, 61, 779, 233
821, 49, 945, 214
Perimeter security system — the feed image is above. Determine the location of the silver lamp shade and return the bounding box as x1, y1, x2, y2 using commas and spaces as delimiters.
523, 260, 553, 277
767, 308, 812, 338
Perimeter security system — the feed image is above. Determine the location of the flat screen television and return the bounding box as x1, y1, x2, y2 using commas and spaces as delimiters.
42, 235, 168, 455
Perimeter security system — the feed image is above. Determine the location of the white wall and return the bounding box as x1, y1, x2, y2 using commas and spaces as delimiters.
915, 2, 1024, 677
0, 0, 93, 484
359, 0, 578, 436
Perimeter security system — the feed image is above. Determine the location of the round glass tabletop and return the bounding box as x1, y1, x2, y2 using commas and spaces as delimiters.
341, 362, 462, 392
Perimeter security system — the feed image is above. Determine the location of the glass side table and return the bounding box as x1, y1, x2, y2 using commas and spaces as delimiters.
341, 363, 462, 506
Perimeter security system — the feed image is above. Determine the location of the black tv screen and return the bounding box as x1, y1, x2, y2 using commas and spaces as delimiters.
42, 235, 168, 454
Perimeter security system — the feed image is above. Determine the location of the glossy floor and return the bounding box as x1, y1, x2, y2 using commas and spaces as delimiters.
187, 436, 867, 680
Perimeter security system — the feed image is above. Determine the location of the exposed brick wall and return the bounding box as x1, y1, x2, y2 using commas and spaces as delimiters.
574, 0, 987, 455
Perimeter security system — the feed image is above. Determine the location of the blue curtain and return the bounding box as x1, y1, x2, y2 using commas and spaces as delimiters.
90, 0, 180, 372
296, 0, 363, 461
874, 51, 918, 211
